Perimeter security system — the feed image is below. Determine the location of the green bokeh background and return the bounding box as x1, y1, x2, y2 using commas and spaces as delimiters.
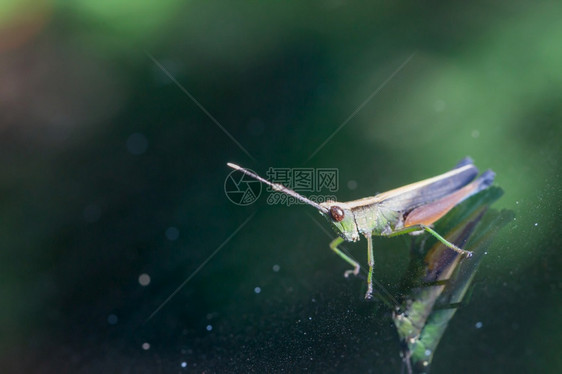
1, 1, 560, 373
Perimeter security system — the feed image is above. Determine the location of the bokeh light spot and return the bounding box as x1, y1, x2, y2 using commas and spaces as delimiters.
138, 273, 151, 286
83, 204, 101, 222
107, 314, 118, 325
165, 226, 179, 241
126, 132, 148, 155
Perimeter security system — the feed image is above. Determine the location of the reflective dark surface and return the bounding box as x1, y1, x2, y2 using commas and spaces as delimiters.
392, 187, 512, 373
1, 2, 561, 373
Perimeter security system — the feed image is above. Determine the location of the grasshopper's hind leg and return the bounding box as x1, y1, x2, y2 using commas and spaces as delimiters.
420, 224, 473, 257
387, 225, 473, 258
329, 237, 360, 278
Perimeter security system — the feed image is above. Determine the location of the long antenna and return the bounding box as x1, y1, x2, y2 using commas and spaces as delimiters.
227, 163, 330, 214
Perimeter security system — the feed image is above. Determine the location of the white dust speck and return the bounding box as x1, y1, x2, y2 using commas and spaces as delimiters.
142, 342, 150, 350
272, 264, 280, 272
475, 321, 483, 329
254, 286, 261, 294
206, 324, 213, 332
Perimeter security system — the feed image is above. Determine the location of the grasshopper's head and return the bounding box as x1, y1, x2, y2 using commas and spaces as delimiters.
319, 201, 360, 242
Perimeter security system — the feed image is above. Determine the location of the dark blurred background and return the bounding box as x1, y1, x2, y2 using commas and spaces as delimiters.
1, 1, 561, 373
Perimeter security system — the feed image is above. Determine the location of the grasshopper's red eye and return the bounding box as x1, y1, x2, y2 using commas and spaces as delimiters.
330, 206, 345, 222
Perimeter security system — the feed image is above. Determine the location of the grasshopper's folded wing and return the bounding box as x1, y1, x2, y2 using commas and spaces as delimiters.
349, 161, 480, 213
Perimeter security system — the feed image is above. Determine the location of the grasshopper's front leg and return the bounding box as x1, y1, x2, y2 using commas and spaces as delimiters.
329, 235, 376, 300
365, 233, 375, 300
329, 237, 360, 278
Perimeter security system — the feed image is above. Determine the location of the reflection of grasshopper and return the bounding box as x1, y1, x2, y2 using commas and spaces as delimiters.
393, 186, 512, 373
227, 158, 494, 299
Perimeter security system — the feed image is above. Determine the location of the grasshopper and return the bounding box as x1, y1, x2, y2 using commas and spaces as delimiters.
227, 158, 494, 299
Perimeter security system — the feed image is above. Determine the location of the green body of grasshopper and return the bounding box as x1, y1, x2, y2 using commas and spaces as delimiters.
227, 158, 495, 299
